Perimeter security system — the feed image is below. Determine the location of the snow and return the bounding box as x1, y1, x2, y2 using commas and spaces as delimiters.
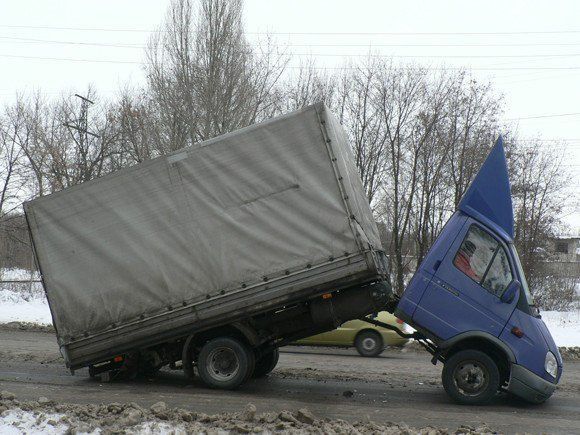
0, 268, 51, 325
128, 422, 188, 434
0, 294, 52, 325
0, 268, 40, 281
0, 408, 187, 434
540, 311, 580, 347
0, 409, 71, 435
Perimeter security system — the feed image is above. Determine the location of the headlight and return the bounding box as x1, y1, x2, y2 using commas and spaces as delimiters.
545, 352, 558, 378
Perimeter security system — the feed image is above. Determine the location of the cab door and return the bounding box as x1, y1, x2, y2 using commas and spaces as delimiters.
412, 218, 518, 340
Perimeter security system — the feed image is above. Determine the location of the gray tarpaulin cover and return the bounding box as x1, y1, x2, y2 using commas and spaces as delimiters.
25, 103, 381, 343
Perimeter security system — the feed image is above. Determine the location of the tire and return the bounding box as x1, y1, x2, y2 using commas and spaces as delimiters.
197, 337, 254, 389
243, 347, 256, 382
355, 330, 384, 357
442, 349, 500, 405
252, 348, 280, 378
136, 351, 163, 377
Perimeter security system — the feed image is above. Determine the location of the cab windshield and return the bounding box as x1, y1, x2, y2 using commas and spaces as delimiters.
510, 245, 535, 307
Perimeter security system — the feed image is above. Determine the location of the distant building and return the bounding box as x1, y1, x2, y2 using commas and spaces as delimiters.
546, 235, 580, 277
550, 235, 580, 263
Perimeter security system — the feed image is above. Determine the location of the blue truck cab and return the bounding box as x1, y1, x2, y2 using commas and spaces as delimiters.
395, 137, 563, 405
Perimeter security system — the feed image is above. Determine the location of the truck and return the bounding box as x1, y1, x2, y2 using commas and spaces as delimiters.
24, 103, 562, 405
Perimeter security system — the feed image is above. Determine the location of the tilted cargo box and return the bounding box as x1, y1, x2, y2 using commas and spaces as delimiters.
25, 103, 388, 369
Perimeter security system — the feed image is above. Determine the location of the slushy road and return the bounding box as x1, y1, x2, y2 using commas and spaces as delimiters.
0, 329, 578, 434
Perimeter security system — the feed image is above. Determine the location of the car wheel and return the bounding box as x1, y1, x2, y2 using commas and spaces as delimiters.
442, 349, 500, 405
355, 330, 384, 357
197, 337, 254, 389
252, 348, 280, 378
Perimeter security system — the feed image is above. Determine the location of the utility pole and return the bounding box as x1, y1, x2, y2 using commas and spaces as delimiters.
63, 93, 100, 139
63, 93, 101, 183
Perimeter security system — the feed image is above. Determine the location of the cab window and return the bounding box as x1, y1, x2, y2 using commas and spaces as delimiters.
453, 226, 497, 282
482, 247, 512, 296
453, 225, 513, 297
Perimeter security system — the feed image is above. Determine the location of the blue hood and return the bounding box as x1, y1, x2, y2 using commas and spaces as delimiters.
458, 136, 514, 241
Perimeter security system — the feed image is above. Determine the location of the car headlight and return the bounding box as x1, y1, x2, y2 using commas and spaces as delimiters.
545, 351, 558, 379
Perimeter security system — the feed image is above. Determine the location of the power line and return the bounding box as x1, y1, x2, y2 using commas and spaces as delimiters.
271, 42, 580, 48
0, 24, 157, 33
0, 54, 140, 64
499, 71, 580, 85
0, 35, 143, 49
5, 35, 580, 49
511, 138, 580, 141
287, 65, 580, 71
293, 53, 580, 58
2, 24, 580, 35
4, 53, 580, 70
7, 37, 580, 60
253, 30, 580, 36
507, 112, 580, 120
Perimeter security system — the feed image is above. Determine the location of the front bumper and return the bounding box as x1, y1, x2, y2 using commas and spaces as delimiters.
507, 363, 557, 403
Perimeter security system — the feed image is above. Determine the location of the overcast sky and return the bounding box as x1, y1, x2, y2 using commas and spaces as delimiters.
1, 0, 579, 231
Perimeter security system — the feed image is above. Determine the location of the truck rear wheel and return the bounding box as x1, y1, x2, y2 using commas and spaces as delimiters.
355, 330, 384, 357
252, 348, 279, 378
197, 337, 254, 389
442, 349, 500, 405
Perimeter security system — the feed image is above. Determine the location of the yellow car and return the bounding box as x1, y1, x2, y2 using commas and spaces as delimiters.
295, 312, 410, 357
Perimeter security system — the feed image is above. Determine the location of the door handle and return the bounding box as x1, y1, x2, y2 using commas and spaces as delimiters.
436, 279, 459, 296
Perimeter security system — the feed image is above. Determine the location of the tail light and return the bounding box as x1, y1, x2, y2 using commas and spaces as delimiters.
396, 318, 404, 325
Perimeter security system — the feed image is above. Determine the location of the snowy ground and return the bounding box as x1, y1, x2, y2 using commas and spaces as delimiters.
0, 269, 48, 325
0, 408, 69, 435
1, 268, 579, 347
0, 407, 189, 435
536, 310, 580, 347
0, 396, 498, 435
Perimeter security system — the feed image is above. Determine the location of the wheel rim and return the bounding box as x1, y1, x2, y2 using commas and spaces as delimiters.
207, 347, 240, 381
452, 360, 489, 397
361, 337, 377, 351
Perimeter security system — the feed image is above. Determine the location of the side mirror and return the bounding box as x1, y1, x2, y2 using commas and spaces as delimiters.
501, 280, 520, 304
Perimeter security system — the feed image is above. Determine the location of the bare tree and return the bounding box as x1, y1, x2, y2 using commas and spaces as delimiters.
510, 140, 569, 290
282, 60, 508, 293
0, 105, 27, 218
145, 0, 287, 151
0, 101, 32, 271
443, 74, 502, 207
110, 88, 158, 166
283, 59, 335, 111
413, 72, 503, 264
373, 64, 440, 294
332, 61, 388, 204
413, 99, 454, 263
16, 89, 119, 195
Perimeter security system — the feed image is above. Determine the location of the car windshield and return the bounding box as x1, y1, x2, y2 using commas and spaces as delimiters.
510, 245, 535, 306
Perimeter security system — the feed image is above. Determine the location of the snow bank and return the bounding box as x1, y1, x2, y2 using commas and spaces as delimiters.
0, 294, 52, 325
0, 268, 50, 325
541, 310, 580, 347
0, 409, 70, 435
0, 408, 187, 435
0, 268, 40, 281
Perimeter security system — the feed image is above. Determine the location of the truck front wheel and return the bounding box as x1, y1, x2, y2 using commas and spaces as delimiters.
197, 337, 255, 389
442, 349, 500, 405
